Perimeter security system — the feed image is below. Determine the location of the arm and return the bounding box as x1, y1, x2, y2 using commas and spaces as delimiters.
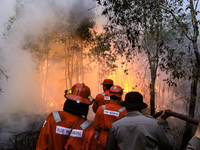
106, 126, 118, 150
185, 121, 200, 150
94, 107, 103, 131
92, 95, 101, 113
88, 130, 98, 150
157, 121, 175, 149
155, 110, 175, 149
36, 117, 50, 150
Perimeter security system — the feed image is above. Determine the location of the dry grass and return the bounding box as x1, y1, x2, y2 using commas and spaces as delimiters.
0, 113, 46, 150
0, 130, 40, 150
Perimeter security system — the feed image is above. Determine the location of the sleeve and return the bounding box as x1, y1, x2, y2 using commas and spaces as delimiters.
185, 136, 200, 150
92, 94, 102, 113
155, 121, 175, 150
105, 125, 118, 150
94, 107, 103, 131
119, 108, 127, 118
88, 131, 97, 150
36, 115, 51, 150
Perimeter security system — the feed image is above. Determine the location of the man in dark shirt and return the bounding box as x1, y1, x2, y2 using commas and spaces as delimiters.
106, 91, 174, 150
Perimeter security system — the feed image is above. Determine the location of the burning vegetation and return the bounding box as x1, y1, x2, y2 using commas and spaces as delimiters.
0, 0, 199, 150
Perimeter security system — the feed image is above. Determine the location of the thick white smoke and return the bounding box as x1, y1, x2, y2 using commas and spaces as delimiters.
0, 0, 99, 141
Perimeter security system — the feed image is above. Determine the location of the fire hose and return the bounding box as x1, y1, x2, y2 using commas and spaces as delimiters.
152, 110, 199, 125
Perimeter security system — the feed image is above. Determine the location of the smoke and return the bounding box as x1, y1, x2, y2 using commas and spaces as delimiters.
0, 0, 99, 142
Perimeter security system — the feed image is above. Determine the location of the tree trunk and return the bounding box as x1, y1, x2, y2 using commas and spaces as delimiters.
42, 38, 50, 110
144, 1, 160, 115
180, 65, 199, 150
69, 39, 75, 87
67, 37, 72, 87
64, 38, 68, 89
81, 40, 84, 82
150, 69, 156, 115
75, 40, 79, 83
98, 58, 100, 93
180, 1, 200, 149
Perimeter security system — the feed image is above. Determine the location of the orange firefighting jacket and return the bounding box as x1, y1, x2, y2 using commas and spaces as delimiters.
92, 89, 111, 113
36, 111, 96, 150
94, 101, 127, 147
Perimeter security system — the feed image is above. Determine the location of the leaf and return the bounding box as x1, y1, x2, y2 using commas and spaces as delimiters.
177, 8, 183, 13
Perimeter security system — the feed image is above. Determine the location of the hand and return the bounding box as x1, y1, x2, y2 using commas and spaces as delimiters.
159, 110, 170, 122
194, 121, 200, 138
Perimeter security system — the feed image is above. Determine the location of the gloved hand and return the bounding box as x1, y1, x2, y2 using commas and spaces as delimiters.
159, 110, 170, 122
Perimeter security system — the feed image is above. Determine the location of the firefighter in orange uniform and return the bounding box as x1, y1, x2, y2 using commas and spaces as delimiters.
94, 85, 127, 150
36, 83, 96, 150
92, 79, 114, 113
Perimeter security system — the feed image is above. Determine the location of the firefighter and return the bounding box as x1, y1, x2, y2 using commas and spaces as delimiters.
106, 91, 174, 150
185, 121, 200, 150
94, 85, 127, 150
92, 79, 114, 113
36, 83, 96, 150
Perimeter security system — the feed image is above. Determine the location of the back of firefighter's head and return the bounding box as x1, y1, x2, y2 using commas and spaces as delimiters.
63, 83, 92, 118
109, 85, 123, 101
101, 79, 114, 91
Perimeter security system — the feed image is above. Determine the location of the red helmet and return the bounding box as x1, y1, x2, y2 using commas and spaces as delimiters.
101, 79, 113, 85
65, 83, 92, 105
109, 85, 123, 97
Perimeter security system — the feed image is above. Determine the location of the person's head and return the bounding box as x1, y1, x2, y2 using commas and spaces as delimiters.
121, 92, 148, 112
63, 83, 93, 118
109, 85, 123, 102
101, 79, 113, 91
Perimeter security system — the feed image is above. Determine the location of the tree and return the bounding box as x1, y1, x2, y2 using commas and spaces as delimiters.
3, 0, 98, 109
157, 1, 200, 149
75, 17, 96, 83
0, 66, 9, 93
95, 0, 168, 115
89, 32, 117, 91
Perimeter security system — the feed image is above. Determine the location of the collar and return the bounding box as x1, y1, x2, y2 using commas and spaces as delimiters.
109, 101, 120, 105
104, 89, 110, 92
104, 89, 110, 94
125, 111, 142, 117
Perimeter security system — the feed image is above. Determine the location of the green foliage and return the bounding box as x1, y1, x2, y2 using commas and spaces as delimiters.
89, 32, 117, 71
75, 18, 96, 42
159, 10, 199, 86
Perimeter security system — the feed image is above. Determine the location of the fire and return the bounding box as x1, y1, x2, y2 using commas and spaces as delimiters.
50, 102, 54, 107
155, 105, 161, 113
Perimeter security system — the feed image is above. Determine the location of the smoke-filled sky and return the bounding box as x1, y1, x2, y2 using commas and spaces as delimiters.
0, 0, 15, 32
0, 0, 104, 140
0, 1, 152, 134
0, 0, 197, 117
0, 0, 100, 114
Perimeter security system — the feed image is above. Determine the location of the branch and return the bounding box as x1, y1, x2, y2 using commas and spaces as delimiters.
159, 4, 192, 41
195, 0, 199, 10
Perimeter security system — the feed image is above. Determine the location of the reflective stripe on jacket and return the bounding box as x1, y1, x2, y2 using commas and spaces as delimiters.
36, 111, 96, 150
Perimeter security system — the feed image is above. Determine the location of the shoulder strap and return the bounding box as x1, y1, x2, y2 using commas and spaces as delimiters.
66, 117, 81, 141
